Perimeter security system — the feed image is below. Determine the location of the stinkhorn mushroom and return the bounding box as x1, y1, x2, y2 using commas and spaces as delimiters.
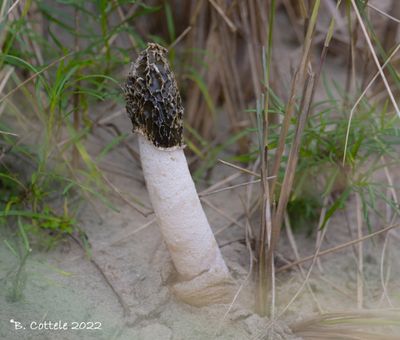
124, 43, 234, 306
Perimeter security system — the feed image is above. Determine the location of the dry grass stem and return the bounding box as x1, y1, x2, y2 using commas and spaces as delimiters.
343, 43, 400, 164
168, 26, 192, 50
0, 53, 72, 105
315, 196, 330, 273
199, 179, 261, 197
108, 218, 157, 247
278, 223, 400, 273
218, 159, 262, 178
201, 197, 245, 230
351, 0, 399, 116
208, 0, 237, 32
355, 192, 363, 309
284, 212, 323, 313
279, 204, 330, 318
367, 3, 400, 24
200, 172, 242, 196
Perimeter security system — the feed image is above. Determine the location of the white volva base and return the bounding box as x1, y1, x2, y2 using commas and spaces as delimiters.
138, 135, 234, 305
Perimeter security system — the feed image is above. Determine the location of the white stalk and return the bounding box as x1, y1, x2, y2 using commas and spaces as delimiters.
125, 43, 234, 305
138, 135, 233, 305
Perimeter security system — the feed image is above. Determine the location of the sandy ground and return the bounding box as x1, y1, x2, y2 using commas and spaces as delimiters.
1, 112, 400, 340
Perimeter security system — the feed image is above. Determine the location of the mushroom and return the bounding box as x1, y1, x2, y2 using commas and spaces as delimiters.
124, 43, 234, 306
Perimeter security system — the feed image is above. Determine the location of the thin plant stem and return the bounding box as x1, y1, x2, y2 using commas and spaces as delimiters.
279, 212, 330, 318
284, 212, 323, 313
266, 73, 315, 311
356, 192, 363, 309
277, 223, 400, 273
72, 5, 81, 168
342, 43, 400, 165
315, 196, 330, 272
351, 0, 399, 117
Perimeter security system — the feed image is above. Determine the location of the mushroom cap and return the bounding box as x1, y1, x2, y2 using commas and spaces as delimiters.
124, 43, 184, 149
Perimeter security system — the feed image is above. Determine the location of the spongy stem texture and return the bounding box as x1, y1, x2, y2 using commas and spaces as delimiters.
139, 135, 229, 280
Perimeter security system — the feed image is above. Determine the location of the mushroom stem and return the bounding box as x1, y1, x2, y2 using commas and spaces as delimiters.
125, 43, 234, 306
138, 135, 234, 306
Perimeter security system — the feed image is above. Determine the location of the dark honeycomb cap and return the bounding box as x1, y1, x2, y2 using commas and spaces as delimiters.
124, 43, 184, 149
